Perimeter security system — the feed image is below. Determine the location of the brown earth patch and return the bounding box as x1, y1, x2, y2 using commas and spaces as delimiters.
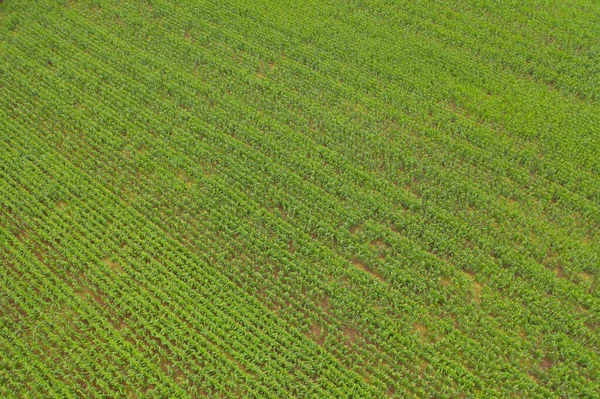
542, 249, 559, 267
371, 239, 390, 258
309, 321, 326, 346
413, 322, 428, 342
554, 267, 565, 279
320, 297, 330, 313
142, 384, 156, 394
527, 371, 539, 383
463, 271, 483, 303
103, 258, 123, 273
174, 369, 185, 382
276, 204, 287, 219
349, 224, 363, 234
440, 276, 452, 287
224, 352, 254, 377
370, 239, 390, 249
540, 357, 553, 370
160, 358, 173, 374
4, 297, 28, 320
419, 359, 429, 374
581, 272, 593, 282
585, 320, 598, 331
34, 250, 45, 263
159, 358, 185, 381
352, 258, 383, 282
77, 287, 107, 308
343, 326, 359, 345
14, 228, 28, 242
113, 319, 127, 330
472, 281, 483, 302
177, 170, 194, 188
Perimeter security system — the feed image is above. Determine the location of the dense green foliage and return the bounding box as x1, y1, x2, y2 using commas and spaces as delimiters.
1, 0, 599, 397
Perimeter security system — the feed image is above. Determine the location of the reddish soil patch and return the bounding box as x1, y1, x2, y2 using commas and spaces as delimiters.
142, 384, 156, 394
114, 319, 127, 330
160, 359, 173, 373
540, 357, 553, 370
90, 291, 107, 308
174, 369, 185, 381
440, 276, 452, 287
34, 251, 45, 263
352, 258, 384, 282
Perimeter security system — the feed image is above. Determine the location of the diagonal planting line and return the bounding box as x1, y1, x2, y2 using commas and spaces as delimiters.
2, 18, 596, 394
0, 113, 380, 397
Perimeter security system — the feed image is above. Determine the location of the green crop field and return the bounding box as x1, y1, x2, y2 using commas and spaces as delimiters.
1, 0, 599, 397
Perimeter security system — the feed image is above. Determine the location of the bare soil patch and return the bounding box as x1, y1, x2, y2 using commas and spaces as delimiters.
440, 276, 451, 287
540, 357, 553, 370
103, 258, 123, 273
413, 322, 428, 342
352, 258, 384, 282
349, 224, 362, 234
343, 326, 359, 345
310, 321, 326, 346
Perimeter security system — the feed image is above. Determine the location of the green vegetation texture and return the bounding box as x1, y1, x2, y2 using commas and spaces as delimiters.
1, 0, 599, 397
